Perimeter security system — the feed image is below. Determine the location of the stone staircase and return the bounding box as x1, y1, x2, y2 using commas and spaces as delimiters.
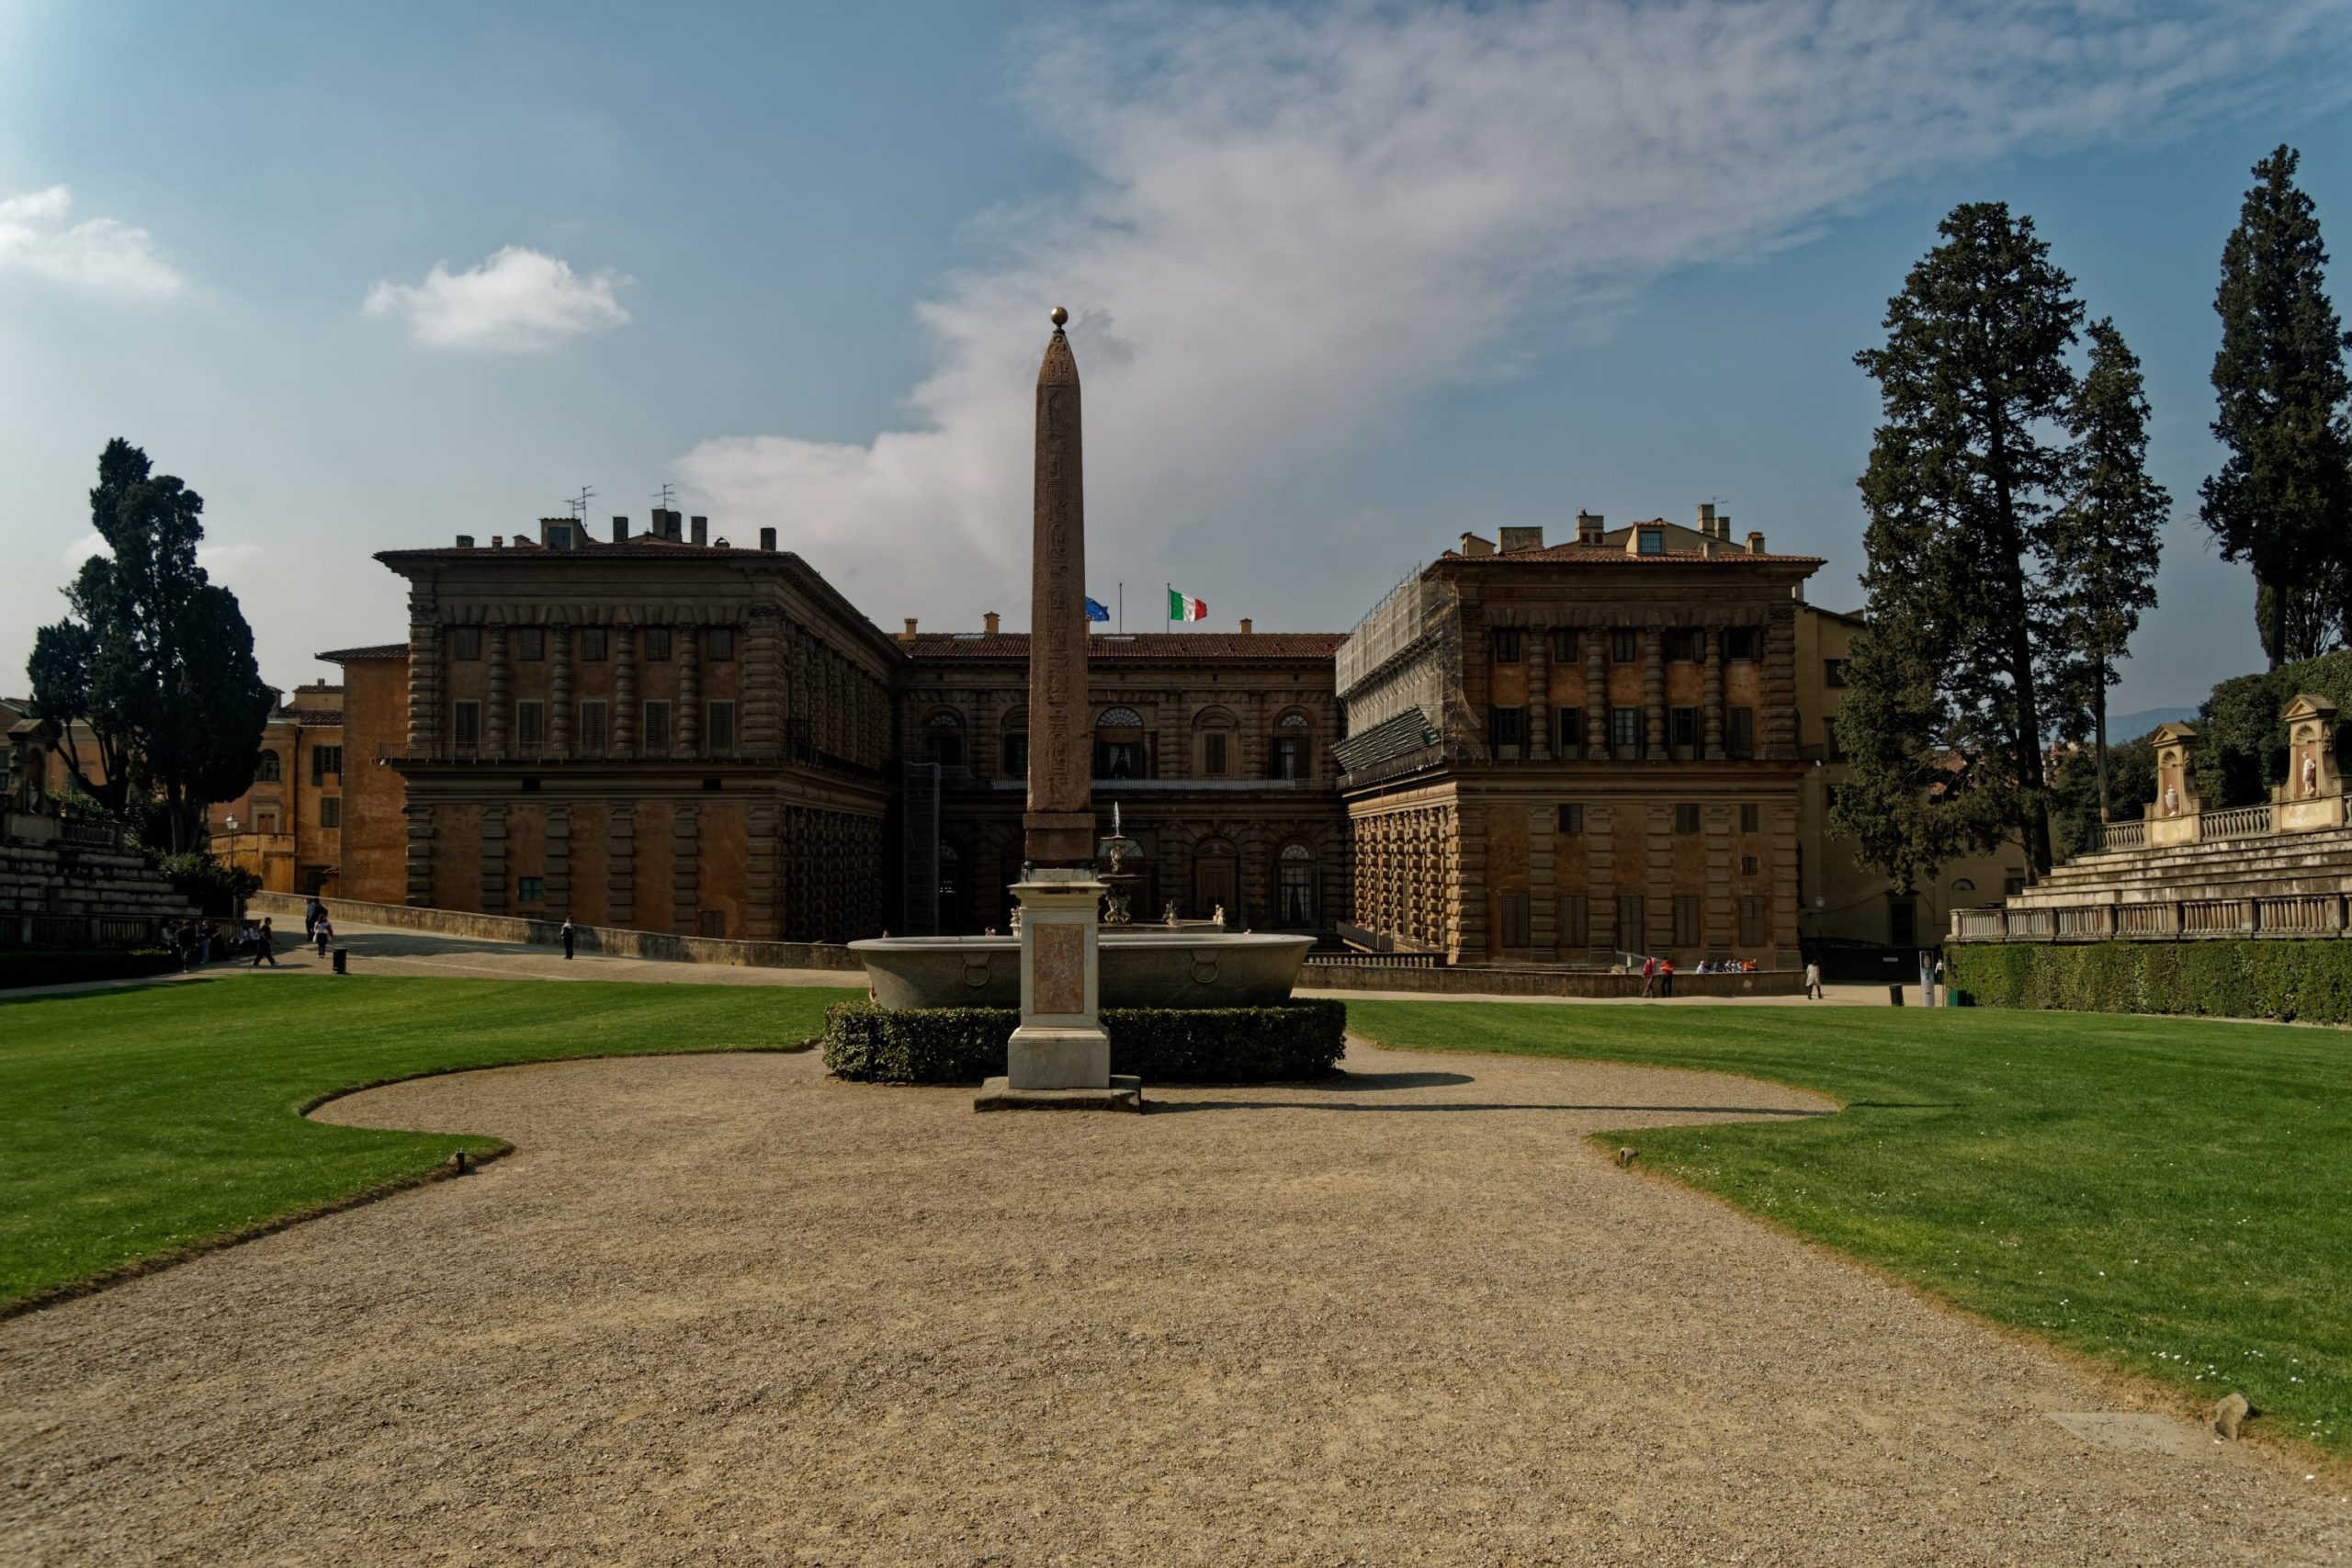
1, 814, 196, 946
2009, 824, 2352, 908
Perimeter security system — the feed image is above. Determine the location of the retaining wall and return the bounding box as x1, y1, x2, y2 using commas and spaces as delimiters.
1300, 962, 1802, 998
247, 891, 864, 972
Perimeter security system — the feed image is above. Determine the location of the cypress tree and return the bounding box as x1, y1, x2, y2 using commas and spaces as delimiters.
2201, 144, 2352, 666
2047, 319, 2168, 824
1836, 203, 2082, 882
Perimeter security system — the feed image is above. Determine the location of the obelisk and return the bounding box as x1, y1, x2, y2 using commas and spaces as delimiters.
978, 306, 1139, 1111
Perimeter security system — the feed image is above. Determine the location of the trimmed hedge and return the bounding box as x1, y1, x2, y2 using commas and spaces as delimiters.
1948, 940, 2352, 1023
0, 949, 178, 990
823, 998, 1348, 1085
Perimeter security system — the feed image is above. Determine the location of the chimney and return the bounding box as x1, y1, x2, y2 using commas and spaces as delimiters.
759, 526, 776, 551
900, 617, 919, 642
1458, 532, 1496, 558
1716, 512, 1732, 540
1498, 525, 1544, 553
1238, 617, 1253, 635
455, 534, 475, 549
1697, 502, 1715, 537
690, 514, 708, 547
491, 535, 503, 548
1746, 530, 1766, 555
983, 611, 1001, 635
612, 515, 628, 543
1576, 511, 1604, 545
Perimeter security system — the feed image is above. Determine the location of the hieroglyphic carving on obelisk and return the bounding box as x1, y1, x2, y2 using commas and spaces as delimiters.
1024, 305, 1097, 869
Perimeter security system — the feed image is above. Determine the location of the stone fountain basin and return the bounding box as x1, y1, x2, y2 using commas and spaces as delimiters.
850, 931, 1315, 1010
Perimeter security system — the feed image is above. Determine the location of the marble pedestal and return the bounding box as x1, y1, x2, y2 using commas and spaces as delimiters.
976, 869, 1142, 1112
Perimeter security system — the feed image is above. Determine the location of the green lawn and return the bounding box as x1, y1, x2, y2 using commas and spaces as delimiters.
0, 974, 835, 1311
1347, 1000, 2352, 1459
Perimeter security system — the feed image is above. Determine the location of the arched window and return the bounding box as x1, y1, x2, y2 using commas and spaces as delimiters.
1278, 840, 1316, 926
1272, 710, 1312, 780
1193, 706, 1237, 777
925, 710, 965, 768
1001, 707, 1029, 779
1951, 877, 1975, 893
1094, 706, 1146, 779
257, 750, 282, 783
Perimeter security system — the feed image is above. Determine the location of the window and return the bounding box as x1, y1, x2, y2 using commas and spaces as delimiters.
257, 811, 278, 834
1095, 703, 1147, 779
707, 626, 735, 661
1272, 735, 1306, 779
2003, 875, 2027, 897
1740, 854, 1759, 876
699, 909, 727, 938
1739, 895, 1768, 947
257, 750, 281, 783
1278, 841, 1316, 926
1555, 706, 1583, 749
517, 875, 545, 904
1488, 705, 1525, 758
644, 627, 673, 661
546, 525, 573, 550
1727, 706, 1756, 759
518, 628, 546, 661
1200, 732, 1229, 776
1615, 894, 1645, 952
1824, 658, 1848, 688
452, 626, 482, 660
1673, 895, 1702, 947
1665, 628, 1701, 663
516, 701, 545, 750
1492, 627, 1522, 664
1673, 803, 1701, 834
1890, 897, 1917, 947
1669, 706, 1698, 752
1951, 877, 1976, 893
1557, 803, 1583, 835
926, 712, 965, 767
1740, 803, 1760, 833
1610, 706, 1642, 753
311, 745, 342, 784
1610, 628, 1640, 663
1557, 893, 1589, 948
579, 700, 607, 753
453, 700, 481, 750
1724, 627, 1761, 661
1002, 733, 1029, 776
1552, 627, 1579, 663
1637, 527, 1665, 555
1499, 890, 1532, 948
581, 627, 608, 661
1825, 717, 1846, 761
643, 699, 673, 747
707, 700, 737, 754
318, 796, 342, 829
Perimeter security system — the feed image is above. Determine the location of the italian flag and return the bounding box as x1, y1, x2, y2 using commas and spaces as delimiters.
1168, 587, 1207, 623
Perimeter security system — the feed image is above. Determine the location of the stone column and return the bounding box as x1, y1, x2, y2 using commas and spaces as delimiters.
677, 626, 701, 757
551, 626, 573, 759
1528, 626, 1551, 761
1584, 632, 1608, 761
405, 584, 439, 757
1643, 626, 1665, 761
615, 626, 638, 758
608, 805, 635, 929
1702, 626, 1725, 761
486, 625, 510, 757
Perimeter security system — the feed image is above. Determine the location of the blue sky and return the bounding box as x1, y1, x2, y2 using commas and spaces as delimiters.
5, 1, 2352, 718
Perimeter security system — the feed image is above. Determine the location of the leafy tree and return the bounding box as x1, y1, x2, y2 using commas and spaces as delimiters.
2201, 144, 2352, 666
1835, 203, 2083, 883
2050, 736, 2155, 861
2046, 319, 2168, 823
28, 440, 273, 853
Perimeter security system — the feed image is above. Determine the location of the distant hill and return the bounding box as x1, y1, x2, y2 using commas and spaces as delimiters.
2105, 705, 2199, 743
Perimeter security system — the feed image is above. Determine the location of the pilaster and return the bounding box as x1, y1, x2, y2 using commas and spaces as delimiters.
1644, 626, 1665, 761
1702, 626, 1724, 761
747, 801, 779, 941
677, 626, 700, 757
1584, 632, 1608, 761
546, 805, 571, 920
405, 582, 439, 757
1527, 804, 1556, 959
609, 805, 635, 928
615, 626, 638, 757
551, 626, 573, 759
1584, 802, 1614, 958
673, 803, 699, 935
1645, 802, 1673, 954
480, 804, 507, 914
487, 625, 510, 757
1704, 803, 1733, 960
744, 604, 782, 756
1528, 626, 1551, 760
1451, 802, 1484, 962
403, 803, 434, 908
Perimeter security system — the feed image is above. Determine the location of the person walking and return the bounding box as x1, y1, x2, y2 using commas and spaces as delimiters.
251, 917, 278, 967
314, 916, 333, 958
198, 922, 214, 965
1804, 959, 1823, 1000
561, 918, 576, 960
1640, 954, 1658, 998
1660, 957, 1676, 998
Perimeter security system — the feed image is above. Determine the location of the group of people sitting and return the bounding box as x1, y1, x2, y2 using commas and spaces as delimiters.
1631, 952, 1760, 998
161, 904, 337, 971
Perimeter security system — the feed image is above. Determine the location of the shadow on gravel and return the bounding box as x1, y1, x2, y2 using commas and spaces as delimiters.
1148, 1100, 1832, 1117
1317, 1070, 1476, 1090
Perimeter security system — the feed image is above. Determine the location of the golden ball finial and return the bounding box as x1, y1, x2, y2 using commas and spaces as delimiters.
1049, 305, 1069, 329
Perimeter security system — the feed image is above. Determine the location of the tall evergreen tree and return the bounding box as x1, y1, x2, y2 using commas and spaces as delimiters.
1833, 203, 2083, 882
2201, 144, 2352, 666
28, 440, 273, 853
2047, 319, 2168, 823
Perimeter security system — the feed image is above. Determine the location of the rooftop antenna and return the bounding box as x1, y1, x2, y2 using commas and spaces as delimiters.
567, 484, 596, 519
650, 482, 677, 512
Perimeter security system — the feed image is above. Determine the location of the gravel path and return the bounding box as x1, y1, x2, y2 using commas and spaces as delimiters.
5, 1043, 2345, 1565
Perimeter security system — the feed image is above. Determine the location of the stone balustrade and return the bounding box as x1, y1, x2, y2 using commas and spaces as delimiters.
1951, 892, 2351, 944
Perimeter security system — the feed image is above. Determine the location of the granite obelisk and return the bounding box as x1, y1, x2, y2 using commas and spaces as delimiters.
978, 306, 1139, 1111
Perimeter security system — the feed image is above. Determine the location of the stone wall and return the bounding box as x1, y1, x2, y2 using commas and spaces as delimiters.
1300, 959, 1802, 998
248, 890, 863, 971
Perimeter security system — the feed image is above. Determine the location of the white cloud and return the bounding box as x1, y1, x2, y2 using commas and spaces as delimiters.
59, 531, 107, 569
677, 0, 2352, 630
0, 186, 186, 299
363, 246, 629, 352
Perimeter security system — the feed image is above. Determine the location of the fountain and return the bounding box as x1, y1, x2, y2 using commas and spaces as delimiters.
848, 310, 1314, 1034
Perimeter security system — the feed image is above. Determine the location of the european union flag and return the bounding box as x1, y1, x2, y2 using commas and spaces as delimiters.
1083, 595, 1111, 623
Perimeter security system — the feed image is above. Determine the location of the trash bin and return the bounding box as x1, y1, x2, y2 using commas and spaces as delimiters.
1887, 984, 1904, 1007
332, 948, 348, 976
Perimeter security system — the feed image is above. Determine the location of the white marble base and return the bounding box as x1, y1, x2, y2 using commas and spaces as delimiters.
1004, 872, 1111, 1092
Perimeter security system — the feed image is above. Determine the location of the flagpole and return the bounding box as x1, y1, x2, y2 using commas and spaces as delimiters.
1165, 581, 1170, 636
1117, 582, 1123, 635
